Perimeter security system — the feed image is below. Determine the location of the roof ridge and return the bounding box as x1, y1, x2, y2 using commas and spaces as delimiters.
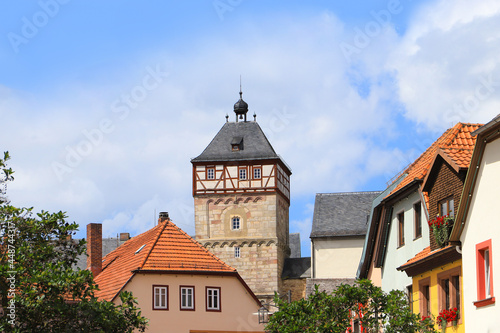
316, 191, 382, 196
138, 220, 169, 270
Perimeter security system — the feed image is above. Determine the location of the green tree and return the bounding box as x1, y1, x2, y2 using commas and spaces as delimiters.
265, 279, 436, 333
0, 152, 148, 332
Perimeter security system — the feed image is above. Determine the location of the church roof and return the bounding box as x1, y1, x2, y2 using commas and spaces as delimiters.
94, 218, 236, 302
311, 191, 382, 238
191, 121, 280, 163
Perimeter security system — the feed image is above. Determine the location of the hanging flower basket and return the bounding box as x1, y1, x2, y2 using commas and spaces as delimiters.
428, 214, 454, 247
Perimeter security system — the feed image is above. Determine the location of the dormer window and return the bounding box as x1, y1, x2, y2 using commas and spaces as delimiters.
231, 136, 243, 151
439, 197, 454, 217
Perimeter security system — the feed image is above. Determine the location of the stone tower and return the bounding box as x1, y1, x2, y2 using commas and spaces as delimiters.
192, 91, 292, 302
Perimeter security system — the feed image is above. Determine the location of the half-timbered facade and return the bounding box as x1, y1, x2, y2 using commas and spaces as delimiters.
191, 92, 292, 303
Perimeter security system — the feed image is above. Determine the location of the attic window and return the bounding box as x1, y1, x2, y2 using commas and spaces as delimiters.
231, 136, 243, 151
135, 244, 146, 254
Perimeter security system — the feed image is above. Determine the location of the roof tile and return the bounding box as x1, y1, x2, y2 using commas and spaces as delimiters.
388, 123, 482, 197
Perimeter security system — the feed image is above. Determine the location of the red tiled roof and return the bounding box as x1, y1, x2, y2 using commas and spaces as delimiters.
388, 123, 481, 197
94, 219, 235, 301
398, 244, 455, 272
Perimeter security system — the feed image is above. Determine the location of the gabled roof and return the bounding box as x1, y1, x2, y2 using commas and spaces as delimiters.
387, 123, 481, 199
311, 191, 382, 238
94, 219, 236, 302
191, 121, 282, 163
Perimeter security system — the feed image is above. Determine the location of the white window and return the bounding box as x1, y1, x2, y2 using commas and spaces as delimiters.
254, 167, 261, 179
153, 286, 168, 310
206, 287, 220, 311
180, 286, 194, 310
239, 168, 247, 180
234, 246, 240, 258
231, 216, 241, 230
207, 168, 215, 180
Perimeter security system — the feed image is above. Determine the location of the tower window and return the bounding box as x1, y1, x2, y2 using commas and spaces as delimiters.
239, 168, 247, 180
234, 246, 240, 258
207, 168, 215, 180
231, 216, 241, 230
253, 168, 261, 179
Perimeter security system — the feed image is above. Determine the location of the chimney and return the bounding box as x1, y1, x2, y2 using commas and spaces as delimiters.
87, 223, 102, 277
158, 212, 169, 223
119, 232, 130, 241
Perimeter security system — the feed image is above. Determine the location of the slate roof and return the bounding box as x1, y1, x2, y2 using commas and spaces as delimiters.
191, 121, 280, 163
311, 191, 382, 238
94, 219, 235, 302
281, 257, 311, 279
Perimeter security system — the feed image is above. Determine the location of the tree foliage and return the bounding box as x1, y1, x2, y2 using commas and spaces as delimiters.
265, 279, 437, 333
0, 152, 148, 332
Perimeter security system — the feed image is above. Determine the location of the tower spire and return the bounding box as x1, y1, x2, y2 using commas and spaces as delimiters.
233, 77, 248, 122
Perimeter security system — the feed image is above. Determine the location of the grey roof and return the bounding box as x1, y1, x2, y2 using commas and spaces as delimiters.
289, 233, 301, 258
281, 257, 311, 279
75, 237, 128, 270
191, 121, 280, 163
310, 191, 382, 238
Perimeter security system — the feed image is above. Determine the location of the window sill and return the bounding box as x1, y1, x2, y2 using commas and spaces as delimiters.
474, 297, 495, 308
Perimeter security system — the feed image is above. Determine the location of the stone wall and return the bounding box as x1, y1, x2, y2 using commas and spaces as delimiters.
282, 278, 307, 301
195, 192, 290, 302
305, 278, 356, 296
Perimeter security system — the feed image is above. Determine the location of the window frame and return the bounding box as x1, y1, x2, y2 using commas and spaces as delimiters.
239, 167, 247, 180
253, 167, 261, 179
152, 285, 169, 311
414, 201, 422, 240
206, 168, 215, 180
437, 266, 462, 325
438, 196, 455, 217
419, 277, 431, 316
179, 285, 195, 311
475, 239, 495, 307
206, 287, 221, 312
231, 216, 241, 230
406, 284, 414, 312
397, 211, 405, 248
234, 246, 240, 258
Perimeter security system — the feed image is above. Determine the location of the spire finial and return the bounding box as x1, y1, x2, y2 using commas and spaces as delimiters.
239, 75, 242, 98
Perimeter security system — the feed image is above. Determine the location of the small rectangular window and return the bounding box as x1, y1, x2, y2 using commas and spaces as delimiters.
438, 267, 461, 323
231, 216, 241, 230
239, 168, 247, 180
407, 285, 413, 312
234, 246, 240, 258
253, 168, 261, 179
153, 285, 168, 310
419, 278, 430, 316
180, 286, 195, 310
475, 239, 495, 307
207, 168, 215, 180
414, 202, 422, 239
206, 287, 221, 311
439, 197, 454, 217
398, 212, 405, 247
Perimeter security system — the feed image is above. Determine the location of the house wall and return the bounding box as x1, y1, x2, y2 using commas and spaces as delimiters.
282, 278, 306, 302
426, 160, 466, 251
381, 190, 430, 293
411, 260, 464, 333
118, 273, 265, 333
312, 237, 365, 279
460, 137, 500, 333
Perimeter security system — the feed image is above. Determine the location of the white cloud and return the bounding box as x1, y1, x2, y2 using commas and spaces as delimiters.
388, 0, 500, 129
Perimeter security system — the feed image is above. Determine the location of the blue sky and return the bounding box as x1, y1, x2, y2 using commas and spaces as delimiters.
1, 0, 500, 256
